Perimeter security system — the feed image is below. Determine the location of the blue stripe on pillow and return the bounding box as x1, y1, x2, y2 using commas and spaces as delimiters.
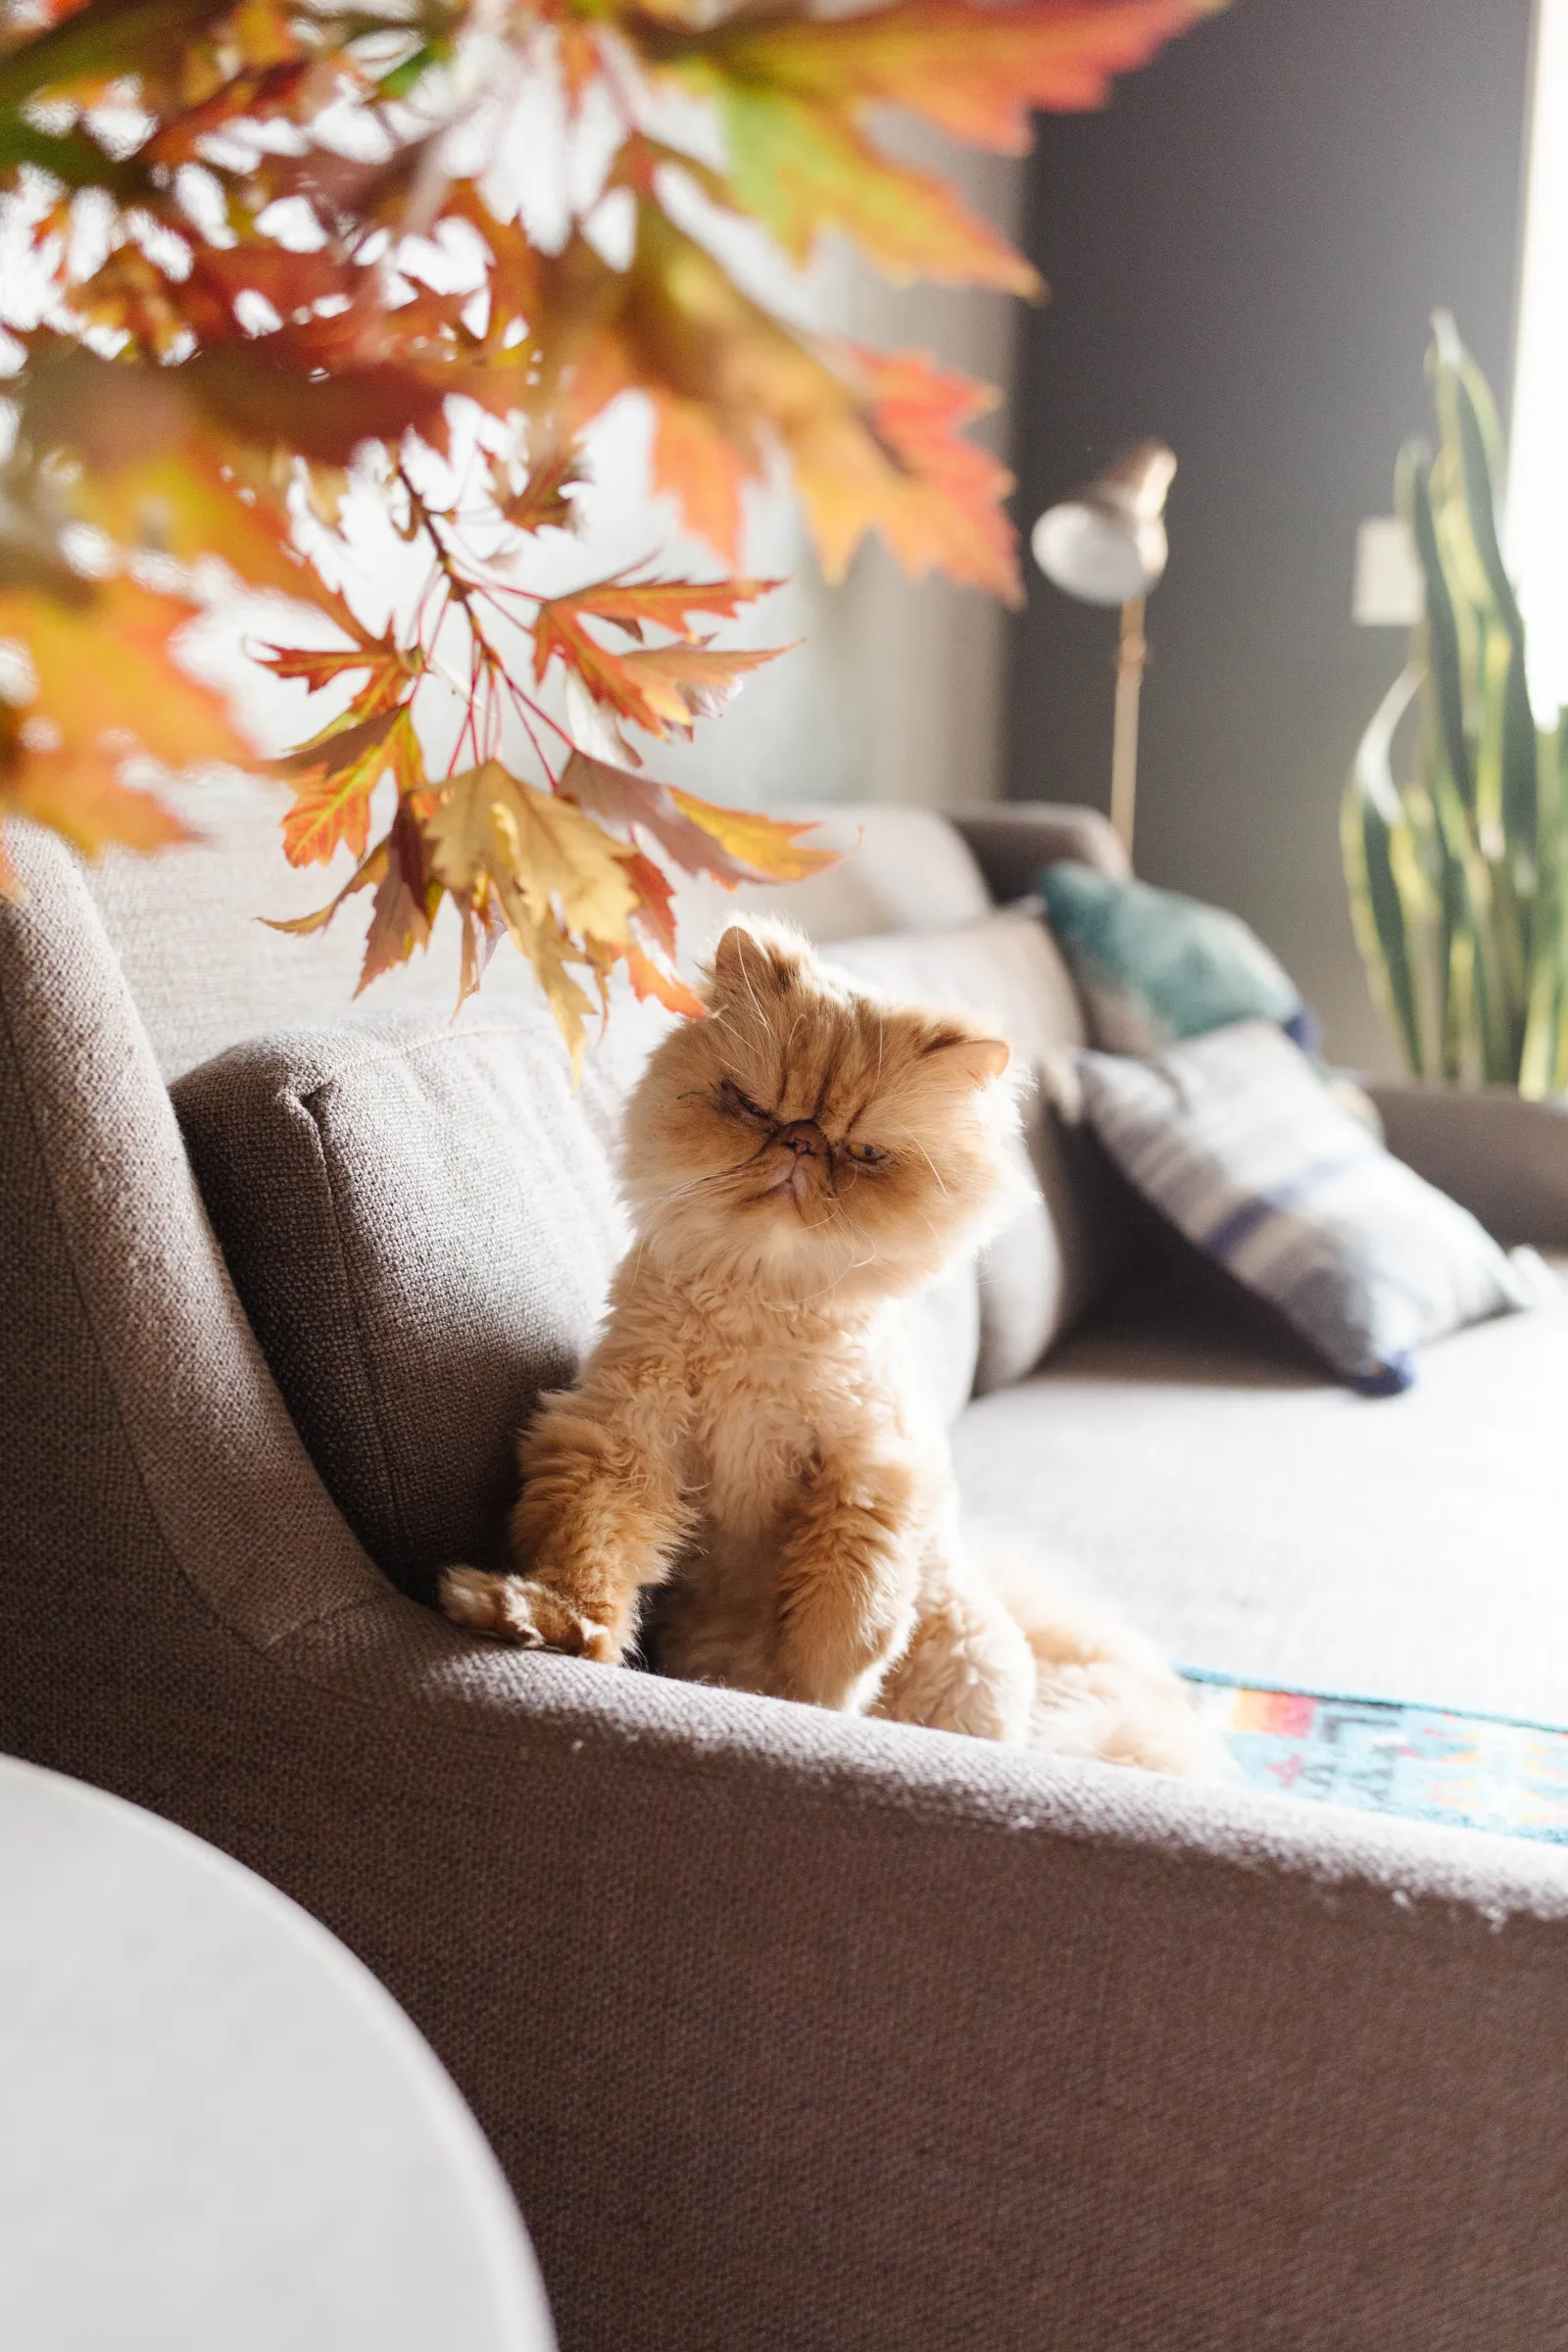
1200, 1154, 1375, 1262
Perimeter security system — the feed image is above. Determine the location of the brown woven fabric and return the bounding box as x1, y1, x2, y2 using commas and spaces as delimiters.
8, 820, 1568, 2351
1369, 1081, 1568, 1247
172, 1015, 629, 1600
952, 803, 1130, 902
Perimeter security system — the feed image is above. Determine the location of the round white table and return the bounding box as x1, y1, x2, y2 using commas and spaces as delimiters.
0, 1755, 555, 2352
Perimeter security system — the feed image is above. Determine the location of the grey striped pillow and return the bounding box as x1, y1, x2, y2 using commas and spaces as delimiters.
1075, 1021, 1541, 1394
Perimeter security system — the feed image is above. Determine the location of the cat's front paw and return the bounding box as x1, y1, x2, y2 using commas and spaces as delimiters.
439, 1567, 623, 1662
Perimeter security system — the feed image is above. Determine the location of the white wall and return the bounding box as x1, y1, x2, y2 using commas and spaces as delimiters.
596, 133, 1026, 813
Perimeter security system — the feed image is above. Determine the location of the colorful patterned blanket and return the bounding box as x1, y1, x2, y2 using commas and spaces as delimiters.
1183, 1674, 1568, 1843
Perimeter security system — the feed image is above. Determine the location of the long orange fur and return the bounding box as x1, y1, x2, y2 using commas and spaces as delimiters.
443, 922, 1216, 1774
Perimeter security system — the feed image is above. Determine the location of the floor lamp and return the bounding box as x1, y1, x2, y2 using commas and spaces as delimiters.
1030, 443, 1176, 861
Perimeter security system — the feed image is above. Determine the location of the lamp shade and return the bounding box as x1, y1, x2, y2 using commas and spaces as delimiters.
1031, 441, 1177, 607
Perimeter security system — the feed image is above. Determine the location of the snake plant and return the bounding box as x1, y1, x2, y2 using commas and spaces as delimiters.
1343, 312, 1568, 1095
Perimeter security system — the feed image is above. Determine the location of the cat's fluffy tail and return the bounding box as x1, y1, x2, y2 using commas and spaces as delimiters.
969, 1516, 1229, 1781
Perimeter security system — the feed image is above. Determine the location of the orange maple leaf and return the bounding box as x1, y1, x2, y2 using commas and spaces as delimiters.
533, 572, 787, 739
538, 570, 781, 643
649, 393, 748, 566
0, 569, 253, 892
499, 448, 588, 535
274, 705, 416, 866
800, 346, 1021, 600
622, 937, 706, 1017
690, 0, 1224, 156
561, 750, 836, 886
666, 788, 840, 884
564, 206, 1019, 592
622, 845, 680, 957
536, 613, 783, 740
356, 797, 443, 993
661, 71, 1041, 294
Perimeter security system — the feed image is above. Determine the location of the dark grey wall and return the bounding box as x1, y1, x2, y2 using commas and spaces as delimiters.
1006, 0, 1538, 1065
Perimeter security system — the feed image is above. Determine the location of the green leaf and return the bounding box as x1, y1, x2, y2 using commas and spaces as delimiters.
1400, 445, 1473, 813
1343, 664, 1428, 1073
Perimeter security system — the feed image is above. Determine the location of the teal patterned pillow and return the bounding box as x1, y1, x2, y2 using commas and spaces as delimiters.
1038, 861, 1311, 1054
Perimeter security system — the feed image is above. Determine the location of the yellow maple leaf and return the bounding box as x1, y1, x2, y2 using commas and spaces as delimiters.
666, 788, 840, 884
425, 762, 640, 944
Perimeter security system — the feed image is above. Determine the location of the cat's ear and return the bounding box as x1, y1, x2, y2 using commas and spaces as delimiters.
711, 923, 808, 1002
921, 1028, 1010, 1089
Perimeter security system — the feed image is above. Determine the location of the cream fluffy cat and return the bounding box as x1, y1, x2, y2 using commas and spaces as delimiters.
442, 921, 1214, 1775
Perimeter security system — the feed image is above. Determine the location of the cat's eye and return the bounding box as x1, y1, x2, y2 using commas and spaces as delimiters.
843, 1140, 885, 1166
718, 1077, 772, 1123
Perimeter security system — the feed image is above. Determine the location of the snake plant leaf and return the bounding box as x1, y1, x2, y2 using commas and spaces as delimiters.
1346, 317, 1567, 1095
1400, 447, 1473, 813
1520, 716, 1568, 1097
1344, 665, 1427, 1071
1437, 335, 1540, 871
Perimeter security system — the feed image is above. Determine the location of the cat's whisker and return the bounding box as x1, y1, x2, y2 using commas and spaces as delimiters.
912, 1141, 950, 1199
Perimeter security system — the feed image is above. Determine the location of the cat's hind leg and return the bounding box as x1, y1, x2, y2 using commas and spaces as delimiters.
977, 1517, 1225, 1780
872, 1539, 1037, 1746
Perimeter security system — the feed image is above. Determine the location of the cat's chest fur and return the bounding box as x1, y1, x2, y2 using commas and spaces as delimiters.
681, 1315, 906, 1543
644, 1297, 935, 1689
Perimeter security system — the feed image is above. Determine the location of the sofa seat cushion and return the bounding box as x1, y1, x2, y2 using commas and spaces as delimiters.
173, 1011, 631, 1602
951, 1251, 1568, 1725
825, 908, 1141, 1395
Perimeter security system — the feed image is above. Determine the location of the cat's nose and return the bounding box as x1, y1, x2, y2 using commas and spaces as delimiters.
776, 1119, 826, 1157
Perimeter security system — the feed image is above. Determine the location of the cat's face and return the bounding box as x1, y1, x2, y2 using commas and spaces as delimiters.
620, 922, 1013, 1304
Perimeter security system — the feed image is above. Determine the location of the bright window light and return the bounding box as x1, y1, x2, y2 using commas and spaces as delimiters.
1509, 0, 1568, 716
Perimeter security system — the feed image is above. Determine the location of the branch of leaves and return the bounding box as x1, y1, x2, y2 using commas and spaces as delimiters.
261, 566, 834, 1064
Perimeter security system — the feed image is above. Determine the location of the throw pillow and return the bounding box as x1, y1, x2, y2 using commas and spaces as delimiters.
825, 909, 1142, 1394
1073, 1021, 1544, 1394
173, 1011, 632, 1602
1038, 861, 1313, 1054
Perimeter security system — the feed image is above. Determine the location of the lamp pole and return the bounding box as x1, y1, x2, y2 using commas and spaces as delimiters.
1110, 595, 1148, 857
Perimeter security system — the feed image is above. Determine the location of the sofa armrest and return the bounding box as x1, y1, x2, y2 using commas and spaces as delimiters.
1368, 1081, 1568, 1245
948, 802, 1129, 903
267, 1597, 1568, 2352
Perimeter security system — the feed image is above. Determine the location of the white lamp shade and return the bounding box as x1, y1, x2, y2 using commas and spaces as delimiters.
1031, 502, 1168, 605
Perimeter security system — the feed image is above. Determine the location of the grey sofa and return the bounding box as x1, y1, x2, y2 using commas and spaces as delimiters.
6, 791, 1568, 2352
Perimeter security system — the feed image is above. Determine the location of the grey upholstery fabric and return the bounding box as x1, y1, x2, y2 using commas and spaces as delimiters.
87, 775, 608, 1083
172, 1015, 629, 1600
1369, 1081, 1568, 1246
10, 809, 1568, 2349
670, 800, 996, 960
950, 802, 1130, 902
827, 909, 1139, 1391
954, 1248, 1568, 1722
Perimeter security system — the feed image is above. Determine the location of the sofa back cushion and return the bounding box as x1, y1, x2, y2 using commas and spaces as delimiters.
172, 1011, 629, 1601
825, 910, 1138, 1395
88, 780, 993, 1080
